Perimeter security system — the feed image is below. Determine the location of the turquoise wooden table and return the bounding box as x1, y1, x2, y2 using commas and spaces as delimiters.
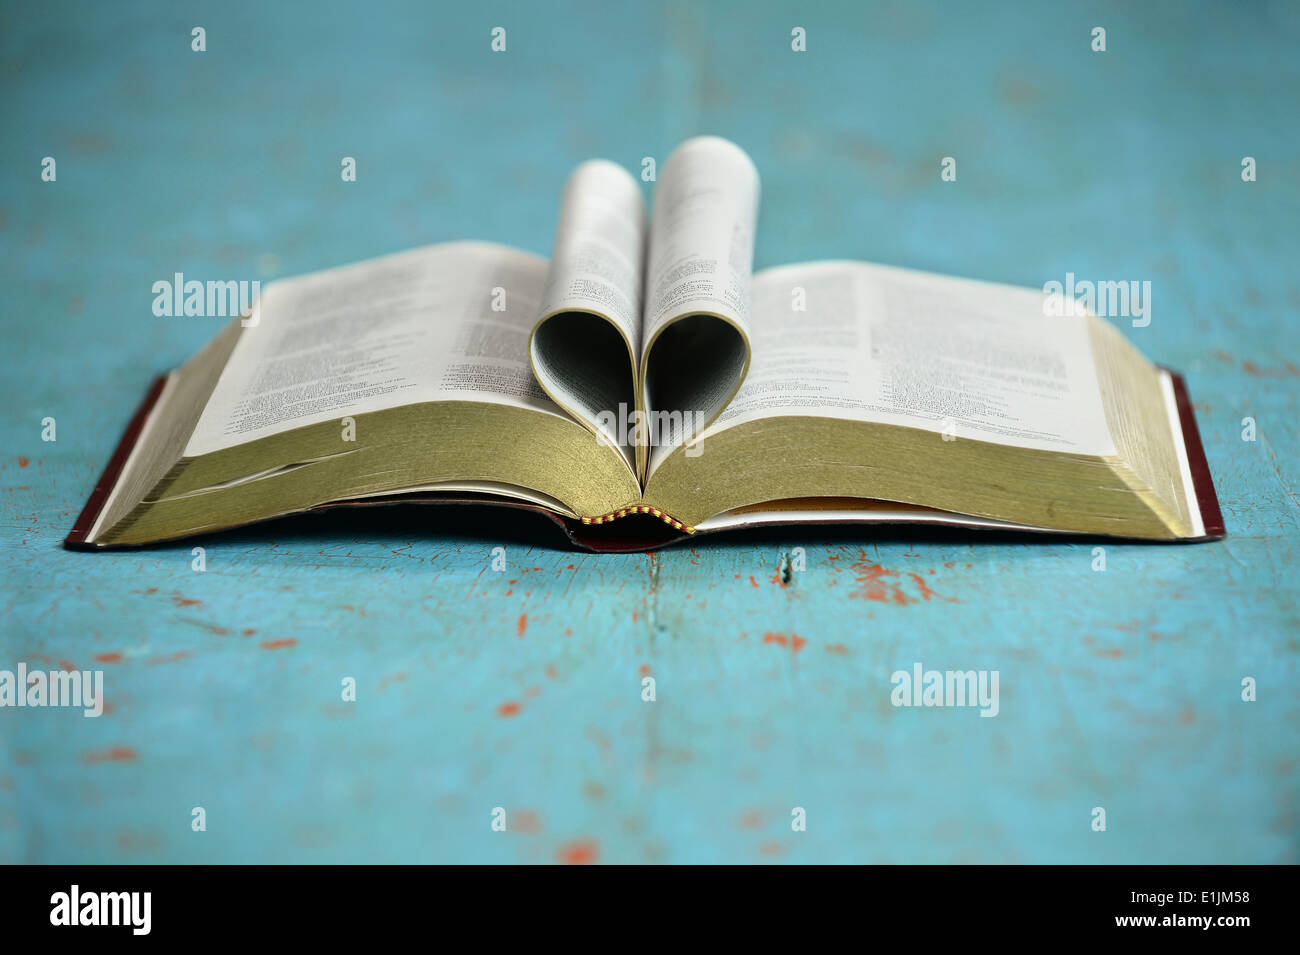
2, 0, 1297, 864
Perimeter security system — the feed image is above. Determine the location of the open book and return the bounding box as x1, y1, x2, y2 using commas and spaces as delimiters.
67, 137, 1223, 552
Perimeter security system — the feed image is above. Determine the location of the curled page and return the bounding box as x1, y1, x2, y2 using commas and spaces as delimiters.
641, 136, 759, 474
529, 159, 646, 473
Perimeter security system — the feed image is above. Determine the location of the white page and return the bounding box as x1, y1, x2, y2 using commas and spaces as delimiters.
694, 503, 1059, 534
534, 159, 646, 355
640, 137, 760, 471
642, 137, 760, 342
1159, 369, 1205, 538
529, 160, 645, 467
699, 260, 1116, 457
186, 242, 565, 458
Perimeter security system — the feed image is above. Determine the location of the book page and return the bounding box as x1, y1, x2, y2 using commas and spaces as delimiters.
528, 160, 645, 468
534, 160, 646, 357
640, 136, 760, 471
695, 260, 1116, 459
185, 242, 565, 458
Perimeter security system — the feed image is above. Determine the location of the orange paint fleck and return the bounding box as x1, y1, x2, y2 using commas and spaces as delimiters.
849, 559, 957, 605
116, 830, 164, 852
749, 575, 759, 587
241, 628, 256, 636
638, 664, 651, 676
825, 643, 849, 654
17, 456, 28, 468
498, 701, 522, 717
58, 660, 77, 672
545, 664, 558, 679
1242, 359, 1300, 378
582, 781, 606, 800
758, 841, 785, 856
260, 638, 297, 650
171, 597, 201, 607
737, 809, 763, 829
148, 651, 191, 665
83, 746, 138, 764
907, 572, 947, 603
94, 652, 124, 663
763, 632, 807, 653
516, 613, 528, 637
513, 810, 542, 834
850, 562, 914, 604
557, 839, 599, 865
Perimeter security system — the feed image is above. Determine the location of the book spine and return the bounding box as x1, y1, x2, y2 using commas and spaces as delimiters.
64, 374, 170, 549
580, 505, 695, 534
